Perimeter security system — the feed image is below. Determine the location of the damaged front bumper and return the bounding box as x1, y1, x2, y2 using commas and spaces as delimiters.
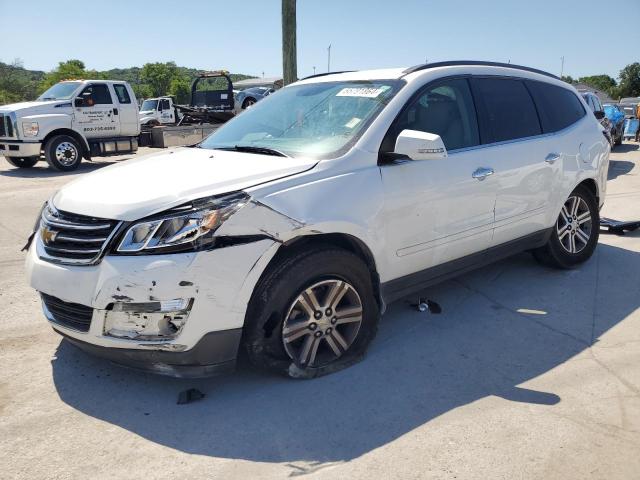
26, 237, 279, 377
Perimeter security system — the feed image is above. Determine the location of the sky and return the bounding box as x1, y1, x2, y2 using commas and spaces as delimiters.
2, 0, 639, 80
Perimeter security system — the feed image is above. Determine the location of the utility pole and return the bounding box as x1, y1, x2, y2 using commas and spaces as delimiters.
327, 44, 331, 72
313, 66, 316, 75
282, 0, 297, 85
560, 56, 565, 78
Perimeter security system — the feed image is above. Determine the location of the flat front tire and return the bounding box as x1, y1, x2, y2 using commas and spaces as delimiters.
243, 247, 380, 379
533, 185, 599, 268
44, 135, 82, 171
5, 156, 39, 168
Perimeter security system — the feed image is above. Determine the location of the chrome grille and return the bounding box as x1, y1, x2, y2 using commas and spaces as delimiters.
39, 204, 121, 265
0, 114, 15, 138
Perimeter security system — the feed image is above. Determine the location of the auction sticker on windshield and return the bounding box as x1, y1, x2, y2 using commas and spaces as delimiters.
336, 87, 389, 98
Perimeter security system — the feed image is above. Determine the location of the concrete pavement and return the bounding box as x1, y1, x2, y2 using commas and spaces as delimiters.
0, 144, 638, 479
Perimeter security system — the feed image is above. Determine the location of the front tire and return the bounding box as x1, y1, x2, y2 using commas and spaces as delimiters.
533, 185, 599, 268
5, 156, 38, 168
44, 135, 82, 171
243, 247, 380, 379
615, 126, 623, 146
242, 97, 256, 109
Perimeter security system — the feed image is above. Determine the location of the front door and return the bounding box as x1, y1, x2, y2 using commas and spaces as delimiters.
158, 98, 175, 124
380, 78, 497, 282
73, 83, 120, 137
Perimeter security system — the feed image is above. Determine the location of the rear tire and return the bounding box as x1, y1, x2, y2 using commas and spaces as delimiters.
533, 185, 599, 269
242, 247, 380, 379
44, 135, 82, 171
5, 156, 38, 168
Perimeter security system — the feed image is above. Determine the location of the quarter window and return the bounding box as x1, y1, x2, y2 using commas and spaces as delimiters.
384, 78, 479, 152
526, 81, 586, 133
113, 84, 132, 104
472, 78, 541, 143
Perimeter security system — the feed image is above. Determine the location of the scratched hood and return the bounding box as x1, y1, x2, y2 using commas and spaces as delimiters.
52, 147, 317, 221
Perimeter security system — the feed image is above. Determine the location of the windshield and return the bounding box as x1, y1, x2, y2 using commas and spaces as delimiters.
200, 80, 403, 159
140, 99, 158, 111
37, 82, 82, 101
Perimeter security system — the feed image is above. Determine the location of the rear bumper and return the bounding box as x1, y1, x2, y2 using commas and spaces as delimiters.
55, 327, 242, 378
0, 140, 41, 157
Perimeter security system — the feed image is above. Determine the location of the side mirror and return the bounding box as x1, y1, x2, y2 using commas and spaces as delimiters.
394, 129, 448, 161
74, 97, 83, 107
594, 110, 605, 120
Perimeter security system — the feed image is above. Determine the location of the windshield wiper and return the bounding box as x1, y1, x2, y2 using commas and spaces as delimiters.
224, 145, 289, 157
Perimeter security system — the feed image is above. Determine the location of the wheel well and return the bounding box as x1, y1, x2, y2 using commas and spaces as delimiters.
267, 233, 383, 310
243, 97, 256, 107
42, 129, 90, 159
578, 178, 599, 205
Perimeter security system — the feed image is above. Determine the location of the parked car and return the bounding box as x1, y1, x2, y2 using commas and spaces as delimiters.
581, 91, 613, 145
26, 61, 609, 379
604, 103, 625, 145
234, 86, 275, 109
1, 80, 140, 170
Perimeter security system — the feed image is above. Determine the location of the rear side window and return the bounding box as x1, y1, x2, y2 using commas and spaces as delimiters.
526, 81, 586, 133
471, 78, 541, 143
113, 84, 132, 104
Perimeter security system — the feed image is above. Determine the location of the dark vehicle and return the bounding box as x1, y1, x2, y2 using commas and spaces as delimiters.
235, 86, 276, 109
581, 92, 612, 145
604, 104, 625, 145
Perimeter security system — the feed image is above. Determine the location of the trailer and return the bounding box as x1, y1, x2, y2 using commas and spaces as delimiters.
139, 71, 235, 148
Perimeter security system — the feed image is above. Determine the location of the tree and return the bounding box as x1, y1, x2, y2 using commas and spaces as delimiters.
577, 75, 617, 96
140, 62, 180, 97
561, 75, 574, 84
617, 63, 640, 98
38, 59, 104, 92
168, 77, 191, 104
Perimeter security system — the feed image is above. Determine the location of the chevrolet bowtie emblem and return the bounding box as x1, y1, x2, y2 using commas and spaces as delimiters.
41, 227, 59, 244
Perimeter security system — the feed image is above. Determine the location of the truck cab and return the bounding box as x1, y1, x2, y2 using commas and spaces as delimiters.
0, 79, 140, 171
139, 97, 178, 126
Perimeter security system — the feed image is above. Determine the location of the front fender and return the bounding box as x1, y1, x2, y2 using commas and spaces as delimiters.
21, 113, 73, 141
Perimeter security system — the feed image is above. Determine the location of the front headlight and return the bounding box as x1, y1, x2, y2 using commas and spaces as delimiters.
117, 192, 249, 254
22, 121, 39, 136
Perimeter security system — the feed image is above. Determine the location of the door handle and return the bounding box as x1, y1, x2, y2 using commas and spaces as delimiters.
113, 108, 119, 115
545, 152, 560, 164
472, 167, 494, 181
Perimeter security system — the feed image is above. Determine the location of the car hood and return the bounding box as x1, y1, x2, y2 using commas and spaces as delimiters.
0, 100, 69, 115
53, 148, 317, 221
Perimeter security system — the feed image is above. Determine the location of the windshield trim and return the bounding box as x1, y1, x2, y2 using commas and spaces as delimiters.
200, 79, 406, 161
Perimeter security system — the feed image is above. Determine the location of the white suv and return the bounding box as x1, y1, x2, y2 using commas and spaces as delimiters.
26, 62, 609, 379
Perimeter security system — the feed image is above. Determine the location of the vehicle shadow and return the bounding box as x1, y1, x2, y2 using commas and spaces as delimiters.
0, 158, 131, 178
50, 243, 640, 465
608, 159, 636, 180
612, 142, 639, 153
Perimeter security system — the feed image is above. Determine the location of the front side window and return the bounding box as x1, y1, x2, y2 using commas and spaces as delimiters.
472, 77, 541, 143
526, 81, 586, 133
383, 78, 479, 152
113, 84, 131, 104
160, 99, 171, 110
200, 80, 403, 159
79, 84, 113, 105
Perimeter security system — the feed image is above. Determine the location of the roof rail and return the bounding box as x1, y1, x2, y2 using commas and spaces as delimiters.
402, 61, 559, 80
299, 71, 355, 81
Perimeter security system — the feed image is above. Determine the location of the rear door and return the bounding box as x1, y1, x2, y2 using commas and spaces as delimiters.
380, 77, 497, 281
112, 83, 139, 136
470, 77, 551, 245
73, 83, 120, 137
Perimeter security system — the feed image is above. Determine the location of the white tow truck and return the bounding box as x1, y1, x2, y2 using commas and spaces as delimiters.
139, 96, 180, 126
0, 80, 140, 171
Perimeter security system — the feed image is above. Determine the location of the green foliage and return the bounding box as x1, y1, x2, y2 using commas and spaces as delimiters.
617, 63, 640, 98
561, 75, 574, 84
168, 77, 191, 104
39, 59, 105, 91
577, 74, 617, 97
0, 57, 255, 106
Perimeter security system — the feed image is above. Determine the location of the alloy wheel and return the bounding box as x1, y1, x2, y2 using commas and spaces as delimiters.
282, 279, 363, 367
556, 195, 592, 254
